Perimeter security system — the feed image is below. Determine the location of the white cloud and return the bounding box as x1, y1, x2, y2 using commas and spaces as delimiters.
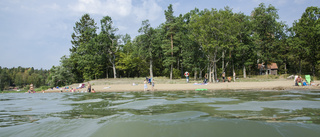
70, 0, 132, 17
70, 0, 162, 23
252, 0, 288, 6
132, 0, 162, 22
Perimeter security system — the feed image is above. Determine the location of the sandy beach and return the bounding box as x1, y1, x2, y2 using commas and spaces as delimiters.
45, 79, 320, 93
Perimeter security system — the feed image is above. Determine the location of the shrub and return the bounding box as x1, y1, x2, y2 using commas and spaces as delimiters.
172, 68, 181, 79
40, 86, 51, 90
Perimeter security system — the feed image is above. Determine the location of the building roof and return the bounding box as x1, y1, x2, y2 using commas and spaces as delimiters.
258, 63, 278, 70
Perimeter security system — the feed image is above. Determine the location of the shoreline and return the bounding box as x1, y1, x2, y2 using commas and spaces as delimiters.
43, 80, 320, 93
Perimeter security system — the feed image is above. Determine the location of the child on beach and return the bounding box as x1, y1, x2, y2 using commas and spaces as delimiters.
222, 72, 225, 82
152, 79, 155, 91
144, 80, 148, 91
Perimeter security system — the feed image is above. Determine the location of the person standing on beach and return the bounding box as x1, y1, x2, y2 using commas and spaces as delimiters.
151, 79, 155, 91
184, 71, 189, 83
87, 82, 91, 92
204, 73, 208, 83
222, 72, 225, 82
144, 80, 148, 91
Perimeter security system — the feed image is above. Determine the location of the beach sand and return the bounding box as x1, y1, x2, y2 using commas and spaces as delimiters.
45, 79, 320, 93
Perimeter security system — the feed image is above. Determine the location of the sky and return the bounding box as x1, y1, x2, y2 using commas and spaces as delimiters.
0, 0, 319, 70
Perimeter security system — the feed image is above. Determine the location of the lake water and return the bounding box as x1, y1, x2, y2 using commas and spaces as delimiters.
1, 90, 320, 137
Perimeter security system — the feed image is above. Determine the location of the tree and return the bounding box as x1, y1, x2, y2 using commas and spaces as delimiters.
274, 23, 290, 75
70, 14, 98, 82
233, 12, 254, 78
99, 16, 120, 79
0, 67, 10, 91
163, 4, 178, 80
251, 3, 280, 75
188, 8, 225, 82
116, 34, 144, 77
293, 6, 320, 77
183, 13, 206, 80
138, 20, 156, 78
0, 67, 49, 91
47, 66, 74, 87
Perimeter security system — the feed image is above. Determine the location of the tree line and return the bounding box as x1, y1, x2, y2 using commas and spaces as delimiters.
0, 67, 49, 91
45, 3, 320, 86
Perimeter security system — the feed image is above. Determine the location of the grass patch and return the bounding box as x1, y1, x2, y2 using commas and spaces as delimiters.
236, 75, 281, 82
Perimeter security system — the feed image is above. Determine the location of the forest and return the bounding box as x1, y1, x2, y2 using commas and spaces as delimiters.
0, 67, 49, 91
1, 3, 319, 90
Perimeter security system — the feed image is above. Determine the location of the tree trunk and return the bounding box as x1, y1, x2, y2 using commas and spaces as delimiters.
209, 63, 212, 83
181, 62, 184, 78
112, 63, 116, 79
112, 54, 117, 79
222, 50, 225, 72
233, 64, 235, 82
170, 64, 173, 80
170, 34, 173, 80
150, 58, 153, 78
265, 60, 268, 75
312, 63, 315, 78
212, 64, 215, 83
213, 48, 218, 82
106, 68, 109, 79
214, 61, 217, 82
299, 59, 302, 75
243, 65, 246, 78
194, 70, 197, 80
285, 62, 287, 75
199, 67, 202, 79
149, 45, 154, 78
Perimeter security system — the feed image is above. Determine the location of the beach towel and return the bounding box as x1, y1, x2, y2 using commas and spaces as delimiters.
303, 82, 307, 86
305, 75, 311, 85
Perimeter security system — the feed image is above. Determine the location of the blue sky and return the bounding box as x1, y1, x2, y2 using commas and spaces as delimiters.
0, 0, 319, 70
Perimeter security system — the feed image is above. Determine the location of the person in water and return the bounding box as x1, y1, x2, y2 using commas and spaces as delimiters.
30, 83, 34, 93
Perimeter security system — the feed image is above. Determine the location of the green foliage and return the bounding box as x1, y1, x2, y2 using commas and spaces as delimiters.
40, 86, 51, 91
252, 3, 281, 68
47, 4, 320, 83
0, 67, 49, 91
172, 68, 181, 79
24, 85, 30, 90
47, 66, 73, 87
292, 6, 320, 76
69, 14, 99, 82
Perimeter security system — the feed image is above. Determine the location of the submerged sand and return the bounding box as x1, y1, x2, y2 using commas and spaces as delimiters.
45, 79, 320, 93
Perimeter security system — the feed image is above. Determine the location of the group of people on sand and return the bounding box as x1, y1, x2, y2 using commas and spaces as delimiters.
52, 82, 96, 93
295, 75, 319, 86
144, 77, 155, 91
202, 72, 234, 83
79, 82, 95, 93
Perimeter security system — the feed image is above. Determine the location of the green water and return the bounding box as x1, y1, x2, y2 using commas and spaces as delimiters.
0, 90, 320, 137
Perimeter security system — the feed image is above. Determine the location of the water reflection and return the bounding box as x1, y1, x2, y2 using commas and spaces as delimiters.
55, 90, 320, 124
0, 90, 320, 136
